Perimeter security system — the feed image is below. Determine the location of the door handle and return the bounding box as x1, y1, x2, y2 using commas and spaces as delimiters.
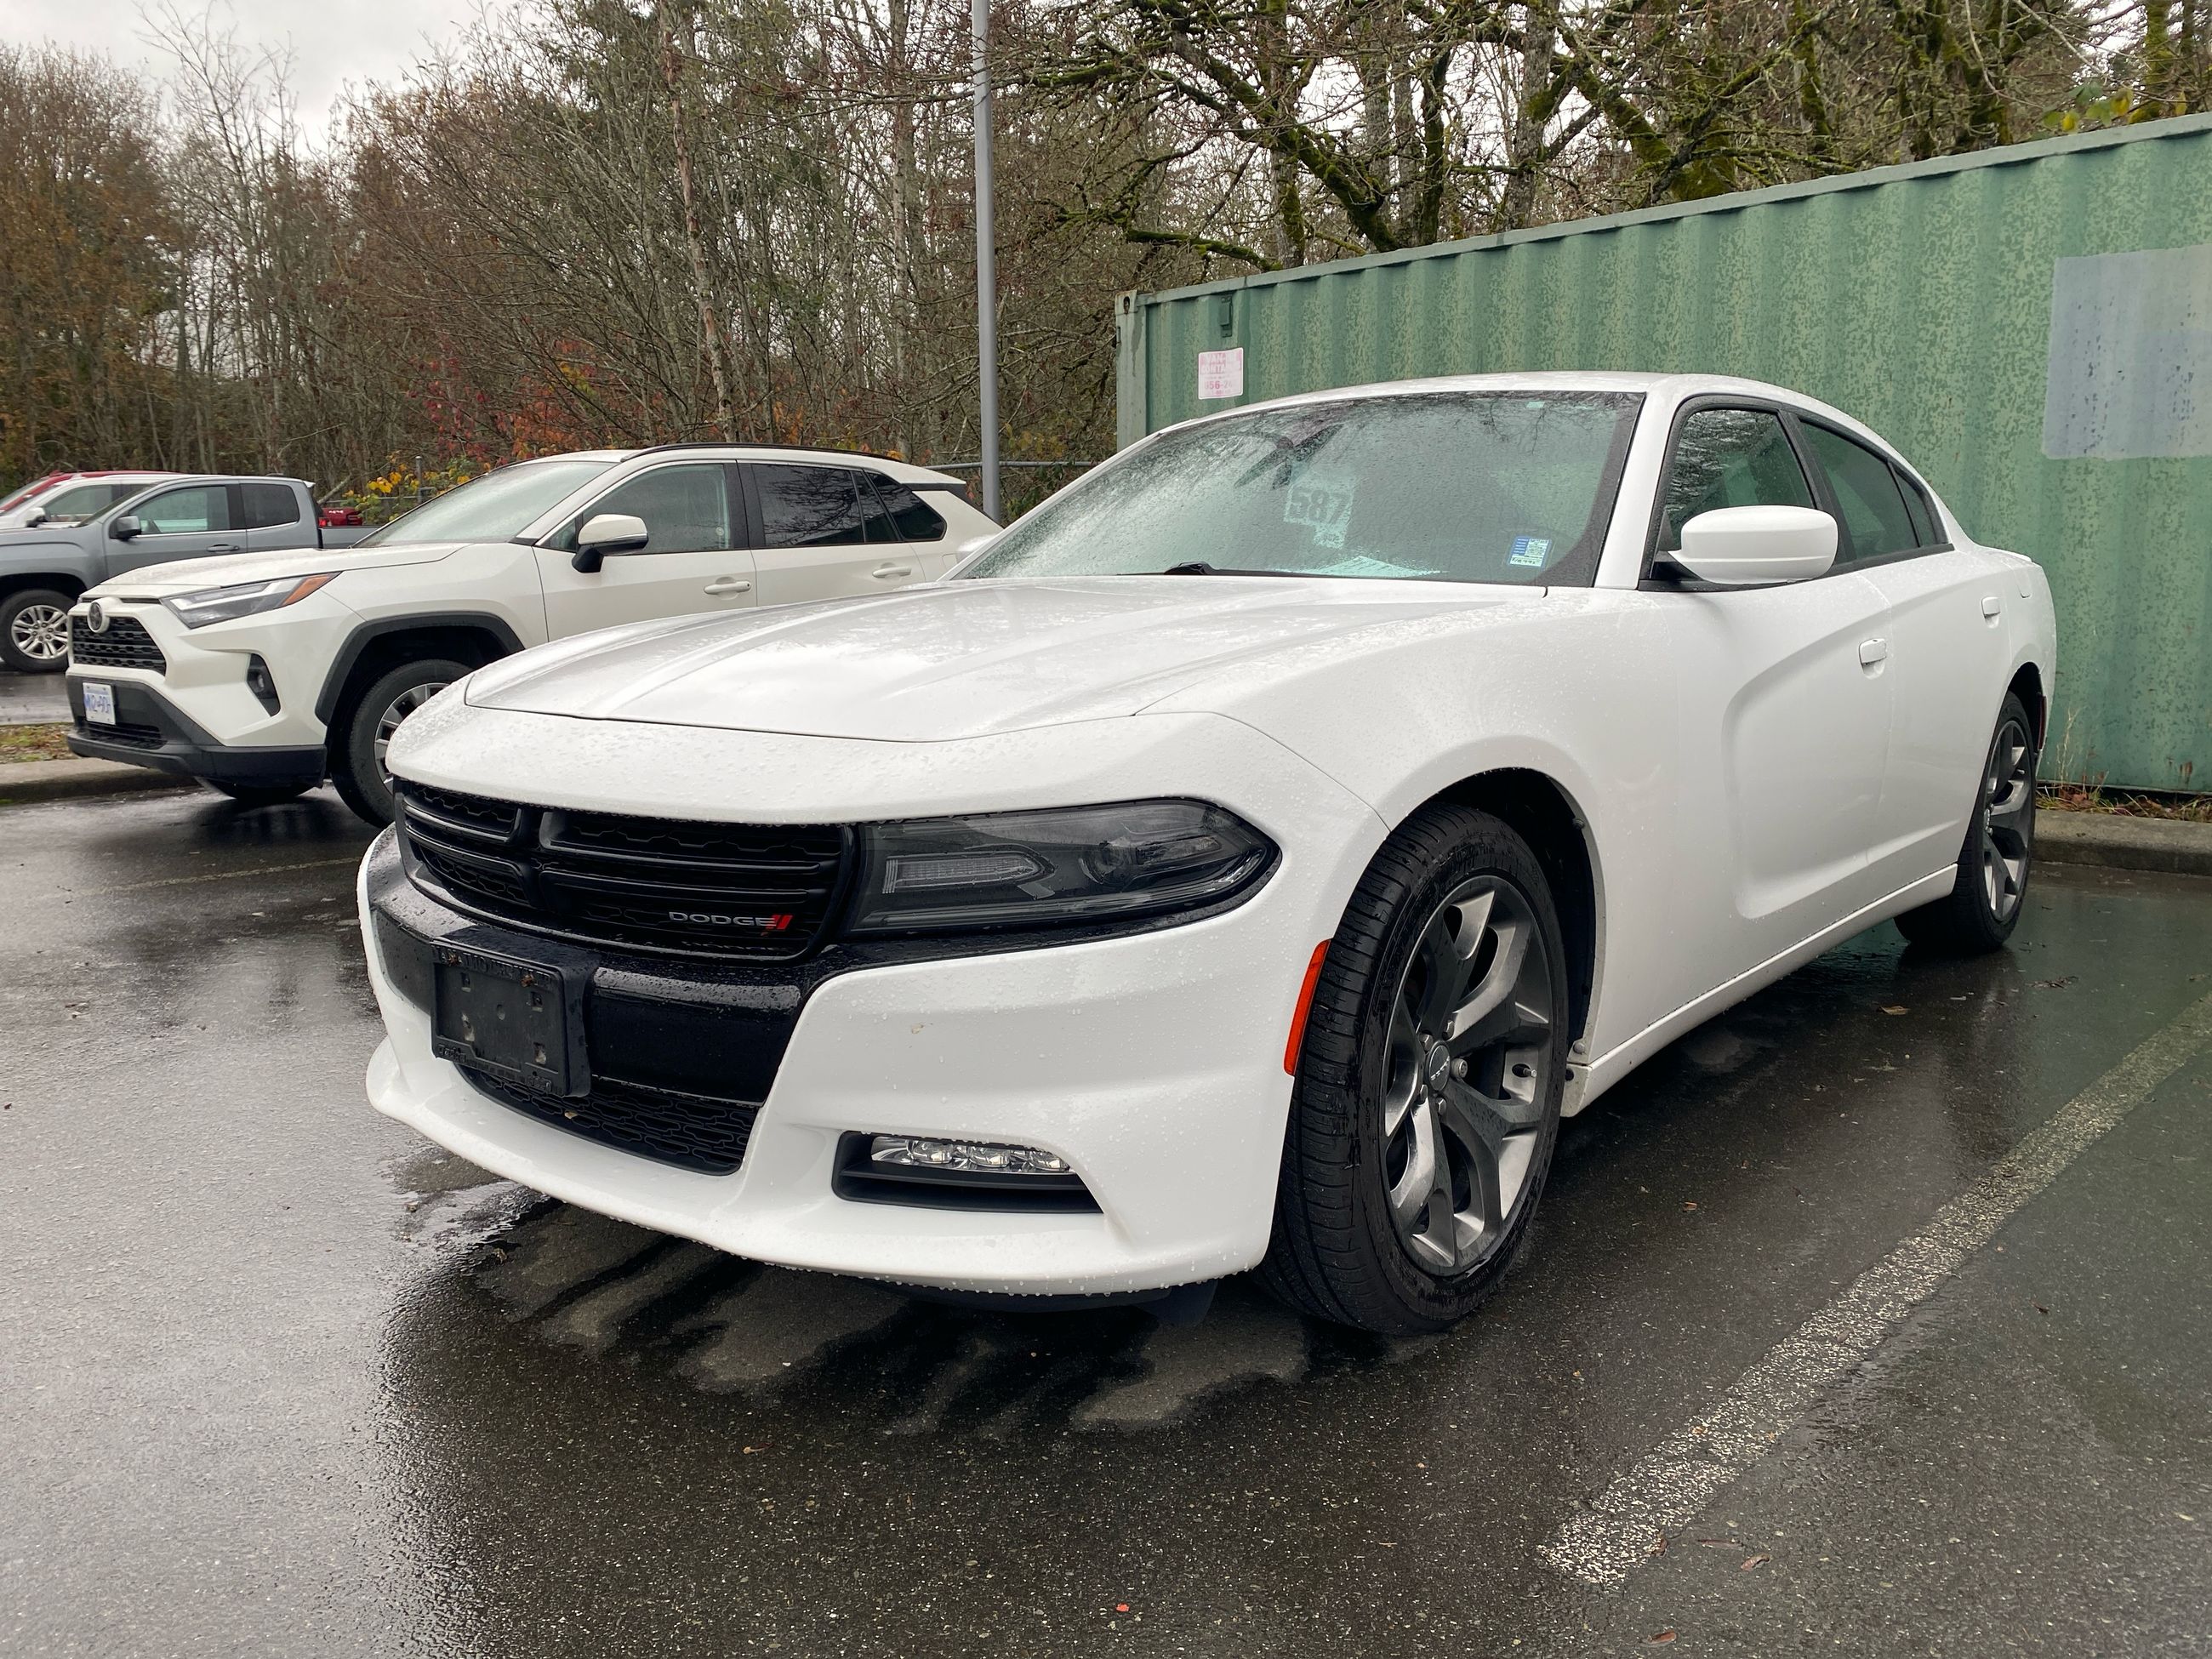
871, 562, 917, 580
702, 576, 752, 596
1858, 637, 1890, 666
209, 543, 240, 553
1981, 596, 2002, 618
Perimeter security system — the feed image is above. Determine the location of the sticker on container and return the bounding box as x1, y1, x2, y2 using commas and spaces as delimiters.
1507, 534, 1552, 568
1196, 347, 1245, 401
1284, 475, 1354, 549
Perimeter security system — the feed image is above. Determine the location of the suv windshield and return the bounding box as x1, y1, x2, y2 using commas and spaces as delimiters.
962, 391, 1642, 587
360, 457, 621, 546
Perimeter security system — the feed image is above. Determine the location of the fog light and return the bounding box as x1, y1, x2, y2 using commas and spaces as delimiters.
869, 1135, 1070, 1176
245, 653, 280, 715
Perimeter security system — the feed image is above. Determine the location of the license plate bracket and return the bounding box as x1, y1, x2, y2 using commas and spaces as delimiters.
430, 944, 588, 1097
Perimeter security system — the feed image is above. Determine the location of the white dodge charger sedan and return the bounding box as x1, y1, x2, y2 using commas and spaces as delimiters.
358, 373, 2054, 1334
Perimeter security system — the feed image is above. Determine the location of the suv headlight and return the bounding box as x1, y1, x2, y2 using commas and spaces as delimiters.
162, 573, 338, 629
846, 800, 1275, 937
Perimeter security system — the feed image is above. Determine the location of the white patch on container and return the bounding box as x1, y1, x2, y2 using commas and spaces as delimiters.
2042, 243, 2212, 459
1197, 346, 1245, 401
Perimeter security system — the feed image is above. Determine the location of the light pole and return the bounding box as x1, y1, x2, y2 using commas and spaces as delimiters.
971, 0, 1001, 522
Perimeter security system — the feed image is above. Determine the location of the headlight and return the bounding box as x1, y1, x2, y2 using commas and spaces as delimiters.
161, 573, 338, 629
846, 800, 1275, 936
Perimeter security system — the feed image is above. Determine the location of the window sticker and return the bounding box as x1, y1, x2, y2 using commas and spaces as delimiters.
1507, 534, 1552, 568
1284, 475, 1355, 549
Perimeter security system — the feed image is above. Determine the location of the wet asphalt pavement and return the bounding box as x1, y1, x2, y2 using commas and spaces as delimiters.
2, 786, 2208, 1656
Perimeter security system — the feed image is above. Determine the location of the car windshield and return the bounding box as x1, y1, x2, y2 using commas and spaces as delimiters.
359, 458, 621, 546
34, 482, 127, 524
961, 391, 1642, 587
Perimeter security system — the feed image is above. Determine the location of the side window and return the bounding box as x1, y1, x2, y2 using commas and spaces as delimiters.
557, 464, 734, 555
755, 465, 867, 547
136, 485, 231, 534
240, 483, 302, 528
1799, 425, 1918, 564
1894, 468, 1941, 548
868, 476, 948, 542
855, 475, 901, 545
1656, 408, 1813, 551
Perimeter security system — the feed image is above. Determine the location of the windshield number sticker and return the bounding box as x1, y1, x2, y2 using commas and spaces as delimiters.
1508, 534, 1552, 568
1285, 476, 1354, 550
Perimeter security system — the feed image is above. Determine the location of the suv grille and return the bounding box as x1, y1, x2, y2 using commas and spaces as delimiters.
460, 1067, 760, 1175
396, 782, 850, 961
70, 613, 167, 672
77, 717, 165, 750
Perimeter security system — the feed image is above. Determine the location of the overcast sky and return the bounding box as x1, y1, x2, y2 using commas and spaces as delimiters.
9, 0, 496, 136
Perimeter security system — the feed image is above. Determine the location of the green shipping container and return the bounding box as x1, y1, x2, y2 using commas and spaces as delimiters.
1115, 115, 2212, 792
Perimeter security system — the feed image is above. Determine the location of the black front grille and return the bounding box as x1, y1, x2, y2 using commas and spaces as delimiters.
70, 613, 167, 672
396, 782, 850, 961
77, 717, 165, 750
460, 1067, 760, 1175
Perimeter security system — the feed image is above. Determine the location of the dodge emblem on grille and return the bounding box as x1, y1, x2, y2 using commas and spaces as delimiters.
86, 601, 108, 633
669, 910, 795, 932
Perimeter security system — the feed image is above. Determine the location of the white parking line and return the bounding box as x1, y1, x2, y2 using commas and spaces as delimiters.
1541, 989, 2212, 1588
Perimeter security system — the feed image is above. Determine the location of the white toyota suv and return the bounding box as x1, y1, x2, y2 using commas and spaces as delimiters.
64, 445, 992, 822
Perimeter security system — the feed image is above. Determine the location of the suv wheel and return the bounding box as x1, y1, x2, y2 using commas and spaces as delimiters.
332, 658, 468, 827
2, 588, 75, 673
1262, 804, 1571, 1335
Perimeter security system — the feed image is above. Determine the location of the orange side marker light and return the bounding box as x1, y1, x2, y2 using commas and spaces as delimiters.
1284, 940, 1331, 1075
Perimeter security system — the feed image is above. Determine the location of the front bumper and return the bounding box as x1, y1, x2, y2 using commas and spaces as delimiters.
64, 675, 325, 787
358, 738, 1379, 1294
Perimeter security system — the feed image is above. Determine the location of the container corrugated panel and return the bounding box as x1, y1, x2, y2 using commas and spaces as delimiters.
1115, 116, 2212, 792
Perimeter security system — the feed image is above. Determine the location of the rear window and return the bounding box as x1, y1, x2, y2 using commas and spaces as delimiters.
1800, 424, 1918, 564
869, 476, 947, 542
755, 465, 871, 547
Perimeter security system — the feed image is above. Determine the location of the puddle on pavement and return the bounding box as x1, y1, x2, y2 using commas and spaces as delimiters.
385, 1148, 1418, 1434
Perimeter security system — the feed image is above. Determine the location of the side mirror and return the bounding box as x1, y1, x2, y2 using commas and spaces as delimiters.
26, 510, 48, 527
571, 512, 650, 573
110, 515, 144, 541
1673, 505, 1837, 585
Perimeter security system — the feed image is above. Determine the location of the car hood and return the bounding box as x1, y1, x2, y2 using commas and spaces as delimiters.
90, 539, 470, 596
465, 577, 1538, 741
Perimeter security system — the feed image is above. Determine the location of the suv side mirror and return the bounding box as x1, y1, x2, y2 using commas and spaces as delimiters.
1673, 505, 1837, 585
110, 514, 144, 541
26, 510, 48, 527
571, 512, 650, 573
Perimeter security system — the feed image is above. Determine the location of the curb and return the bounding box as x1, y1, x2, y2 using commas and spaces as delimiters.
0, 756, 198, 807
2037, 807, 2212, 879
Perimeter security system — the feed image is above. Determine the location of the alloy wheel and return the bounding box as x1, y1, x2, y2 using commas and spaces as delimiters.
10, 604, 69, 664
1979, 715, 2034, 922
1382, 875, 1556, 1275
372, 681, 448, 779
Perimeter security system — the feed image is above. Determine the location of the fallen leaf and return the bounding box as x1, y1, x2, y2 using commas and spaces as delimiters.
2032, 976, 2077, 990
2033, 1303, 2049, 1316
1649, 1531, 1668, 1555
1683, 1200, 1699, 1211
1115, 1604, 1130, 1613
1741, 1554, 1770, 1571
1880, 1005, 1908, 1016
1648, 1632, 1677, 1645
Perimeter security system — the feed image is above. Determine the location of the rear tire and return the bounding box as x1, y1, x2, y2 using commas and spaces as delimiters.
1261, 804, 1571, 1336
332, 658, 468, 828
207, 780, 315, 809
2, 588, 75, 673
1894, 691, 2036, 956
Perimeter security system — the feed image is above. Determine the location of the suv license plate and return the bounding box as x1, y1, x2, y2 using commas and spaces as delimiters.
82, 682, 116, 725
430, 947, 578, 1096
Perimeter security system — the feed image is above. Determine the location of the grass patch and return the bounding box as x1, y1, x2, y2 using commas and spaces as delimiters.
0, 722, 73, 764
2039, 782, 2212, 824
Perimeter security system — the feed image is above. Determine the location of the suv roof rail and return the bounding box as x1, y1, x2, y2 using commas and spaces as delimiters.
628, 440, 929, 468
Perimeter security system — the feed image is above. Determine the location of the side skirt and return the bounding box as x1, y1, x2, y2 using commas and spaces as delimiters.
1565, 867, 1957, 1116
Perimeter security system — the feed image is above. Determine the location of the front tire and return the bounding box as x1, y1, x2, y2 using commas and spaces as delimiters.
1262, 804, 1571, 1335
1, 588, 75, 673
331, 658, 468, 828
1895, 691, 2036, 955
